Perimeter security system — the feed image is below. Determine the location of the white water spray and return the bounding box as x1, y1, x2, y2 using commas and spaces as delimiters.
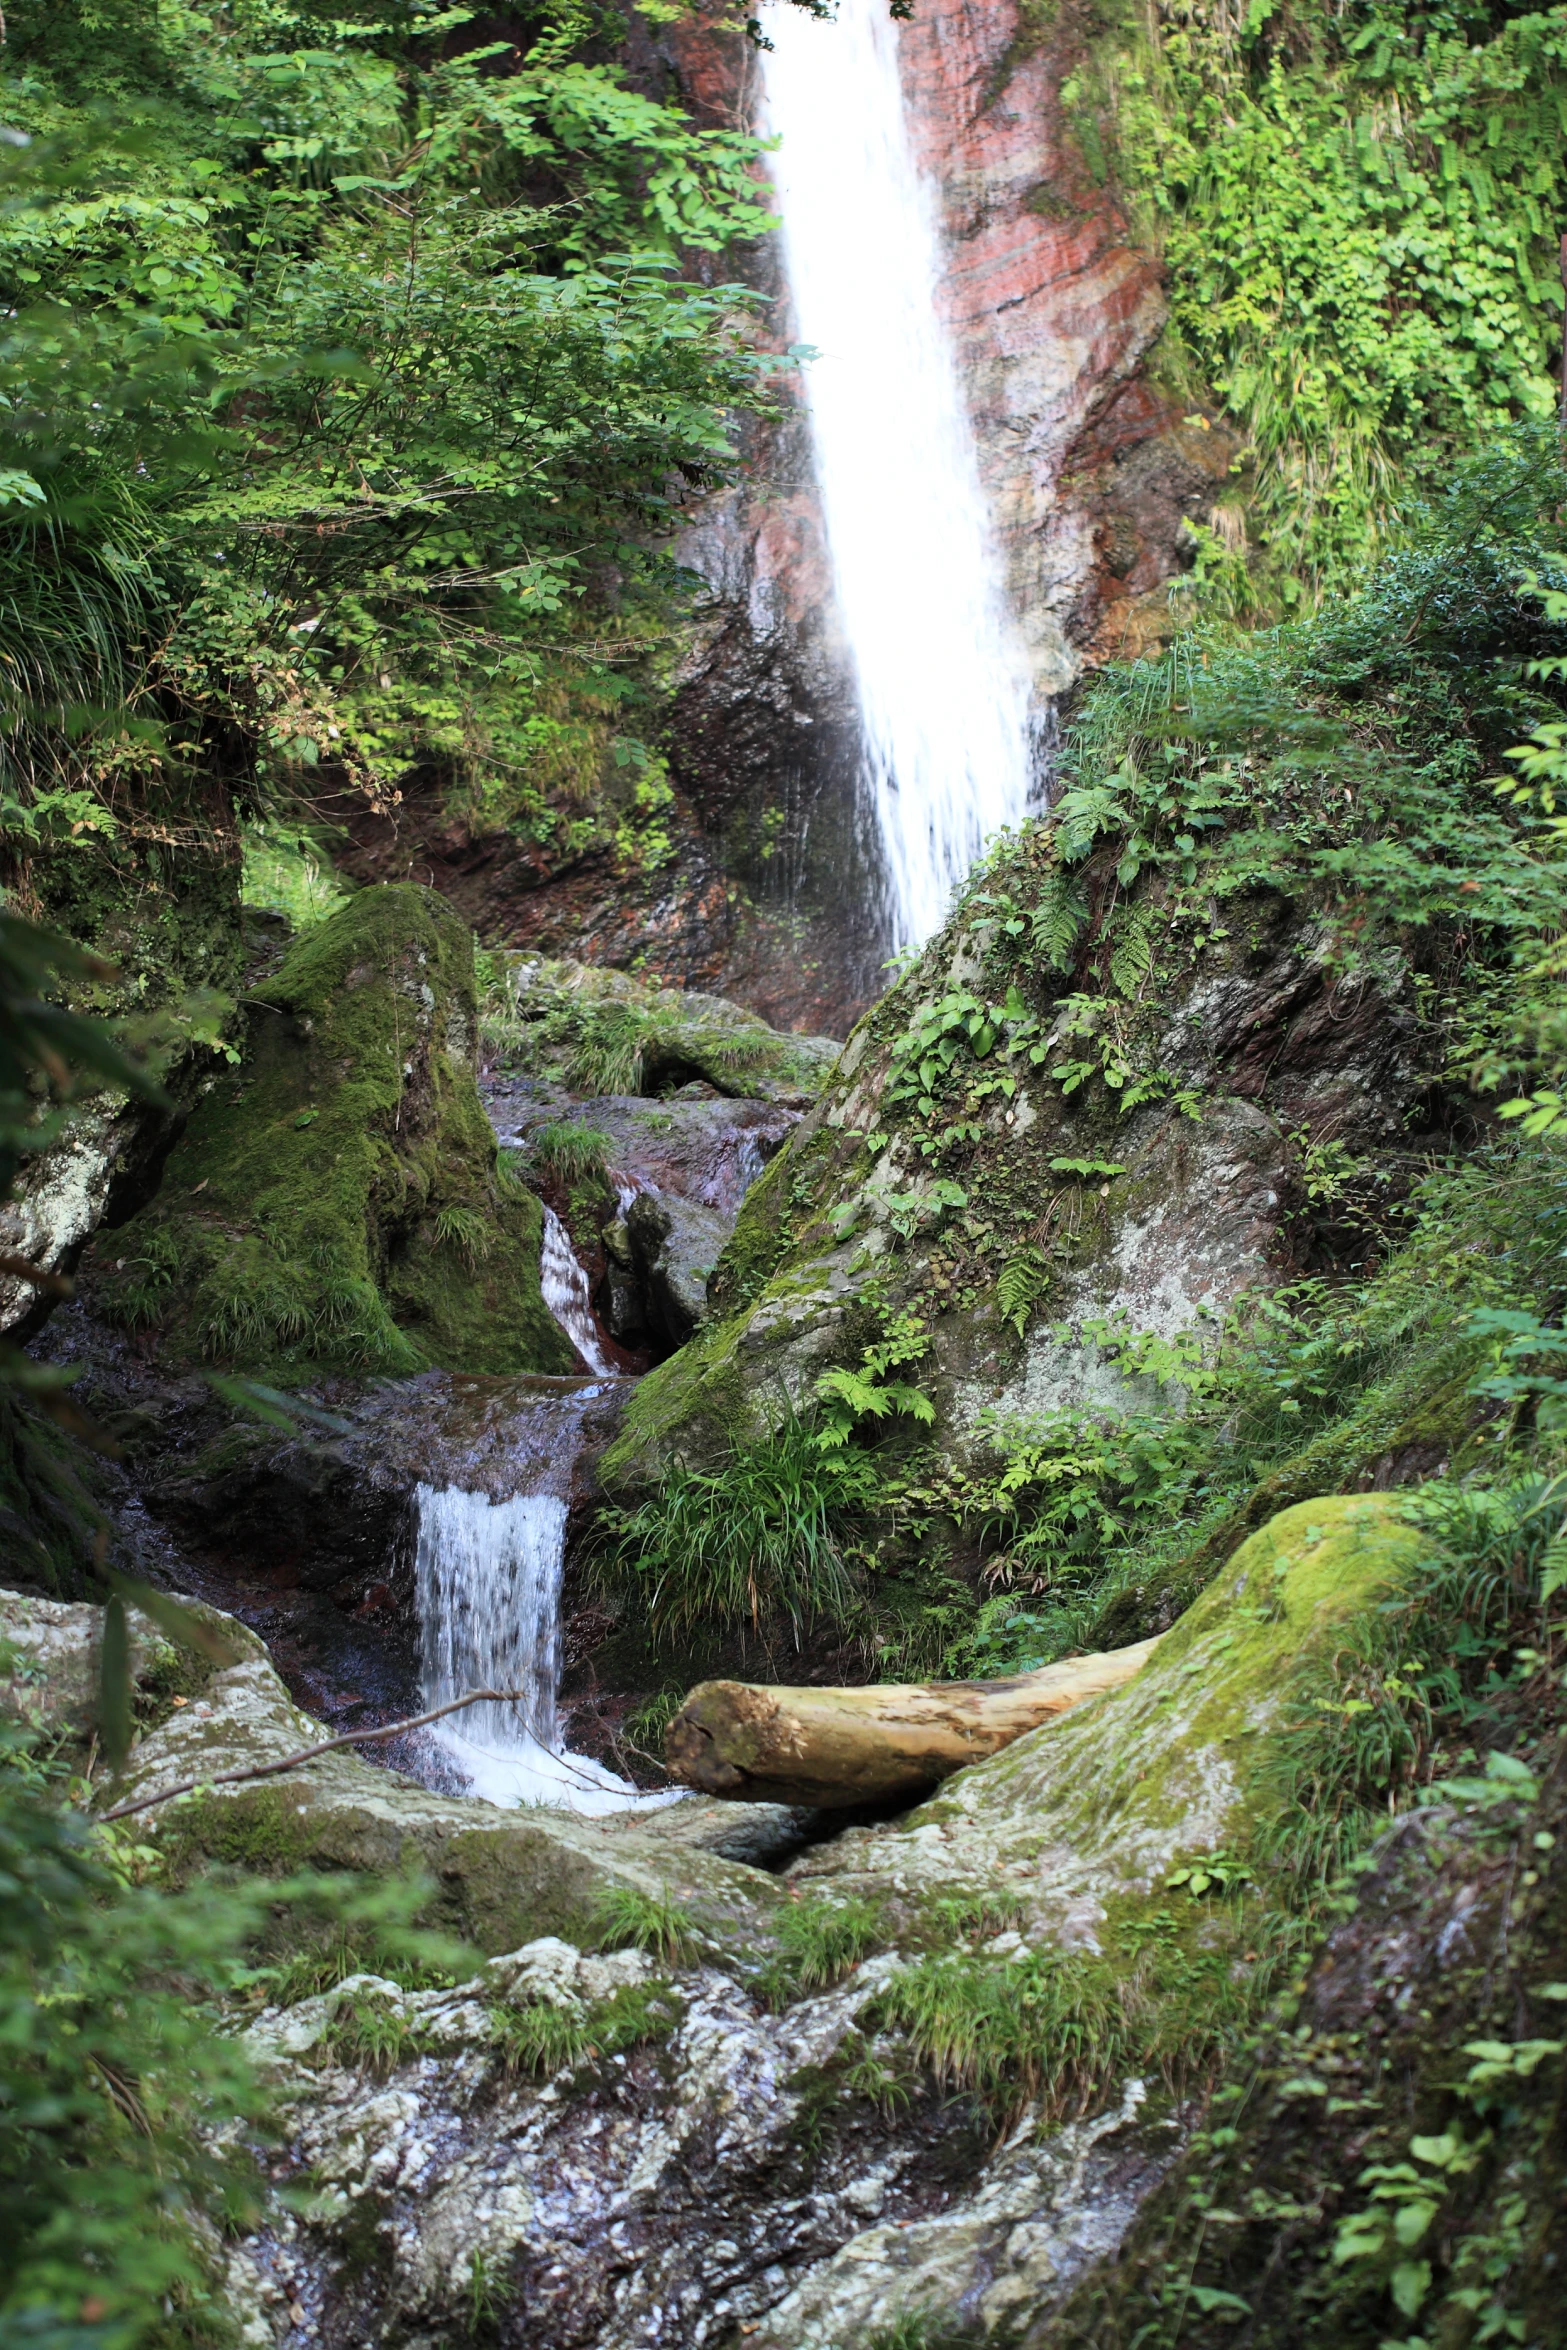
760, 0, 1036, 950
414, 1483, 660, 1813
540, 1204, 613, 1375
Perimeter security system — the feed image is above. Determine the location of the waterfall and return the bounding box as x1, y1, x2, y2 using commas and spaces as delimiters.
540, 1204, 614, 1374
760, 0, 1037, 950
414, 1483, 662, 1813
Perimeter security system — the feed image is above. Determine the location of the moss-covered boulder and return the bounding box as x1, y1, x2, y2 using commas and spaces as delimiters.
486, 955, 841, 1105
91, 884, 573, 1379
797, 1493, 1423, 1917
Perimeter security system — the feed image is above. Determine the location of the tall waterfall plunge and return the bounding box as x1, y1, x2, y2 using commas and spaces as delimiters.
760, 0, 1037, 950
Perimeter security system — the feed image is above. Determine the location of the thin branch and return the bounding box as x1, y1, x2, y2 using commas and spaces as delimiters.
0, 1250, 72, 1297
99, 1686, 523, 1821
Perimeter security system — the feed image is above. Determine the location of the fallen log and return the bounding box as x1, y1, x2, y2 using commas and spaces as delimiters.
663, 1636, 1161, 1809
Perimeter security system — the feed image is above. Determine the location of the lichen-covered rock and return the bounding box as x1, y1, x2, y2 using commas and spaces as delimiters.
105, 1629, 780, 1952
196, 1496, 1423, 2348
87, 884, 573, 1379
222, 1932, 1167, 2350
0, 1582, 262, 1736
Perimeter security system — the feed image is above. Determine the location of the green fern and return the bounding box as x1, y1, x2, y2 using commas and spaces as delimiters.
997, 1245, 1051, 1339
1108, 907, 1156, 1000
1028, 874, 1088, 972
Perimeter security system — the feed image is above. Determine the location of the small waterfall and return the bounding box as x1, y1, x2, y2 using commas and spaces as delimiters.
760, 0, 1037, 950
540, 1204, 614, 1374
414, 1482, 664, 1813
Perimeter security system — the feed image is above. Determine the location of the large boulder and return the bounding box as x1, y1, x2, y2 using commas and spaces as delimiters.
601, 881, 1433, 1491
85, 885, 573, 1380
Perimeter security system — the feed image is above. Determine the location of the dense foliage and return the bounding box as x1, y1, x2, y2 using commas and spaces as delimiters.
0, 0, 778, 889
1078, 0, 1567, 591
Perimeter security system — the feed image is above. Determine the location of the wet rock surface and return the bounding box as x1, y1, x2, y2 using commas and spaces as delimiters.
225, 1948, 1166, 2350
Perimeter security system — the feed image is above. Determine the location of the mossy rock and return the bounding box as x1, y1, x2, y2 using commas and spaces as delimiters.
805, 1495, 1425, 1914
92, 884, 574, 1380
114, 1649, 781, 1956
490, 955, 842, 1104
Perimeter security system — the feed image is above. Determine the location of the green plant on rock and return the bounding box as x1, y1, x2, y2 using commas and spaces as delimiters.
595, 1416, 878, 1648
594, 1883, 704, 1967
814, 1310, 935, 1448
317, 1985, 424, 2077
488, 1998, 590, 2080
527, 1122, 614, 1180
761, 1895, 885, 2004
433, 1204, 496, 1270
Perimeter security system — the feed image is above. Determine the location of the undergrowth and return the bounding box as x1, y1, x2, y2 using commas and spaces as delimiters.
594, 1417, 880, 1650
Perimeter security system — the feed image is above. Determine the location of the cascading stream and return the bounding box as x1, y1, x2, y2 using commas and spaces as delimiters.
540, 1203, 614, 1374
760, 0, 1037, 950
414, 1481, 663, 1813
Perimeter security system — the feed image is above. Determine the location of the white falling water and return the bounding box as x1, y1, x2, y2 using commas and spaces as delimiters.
414, 1483, 662, 1813
760, 0, 1037, 950
540, 1204, 614, 1375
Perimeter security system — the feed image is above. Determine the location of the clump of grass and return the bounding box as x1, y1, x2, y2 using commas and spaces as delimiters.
595, 1418, 877, 1647
594, 1883, 705, 1966
622, 1688, 684, 1769
762, 1895, 885, 2004
489, 1982, 682, 2080
489, 1999, 590, 2079
840, 2032, 918, 2117
259, 1921, 461, 2008
527, 1122, 613, 1180
433, 1203, 495, 1268
316, 1986, 424, 2077
870, 1921, 1255, 2128
920, 1888, 1028, 1946
104, 1226, 185, 1330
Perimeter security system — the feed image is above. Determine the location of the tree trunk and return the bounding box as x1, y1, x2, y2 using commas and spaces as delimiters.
663, 1637, 1161, 1809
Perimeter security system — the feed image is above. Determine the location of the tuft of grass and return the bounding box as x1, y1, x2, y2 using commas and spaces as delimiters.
762, 1895, 885, 2004
594, 1883, 705, 1967
840, 2033, 917, 2118
488, 1999, 590, 2079
622, 1687, 684, 1769
596, 1417, 877, 1648
316, 1986, 424, 2077
489, 1981, 681, 2080
527, 1121, 613, 1180
433, 1203, 495, 1268
870, 1919, 1257, 2128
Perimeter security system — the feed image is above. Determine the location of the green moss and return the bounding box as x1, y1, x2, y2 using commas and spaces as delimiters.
94, 884, 573, 1380
852, 1497, 1431, 2127
599, 1307, 761, 1486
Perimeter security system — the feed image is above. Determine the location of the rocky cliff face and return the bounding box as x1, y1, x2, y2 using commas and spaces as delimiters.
334, 1, 1237, 1038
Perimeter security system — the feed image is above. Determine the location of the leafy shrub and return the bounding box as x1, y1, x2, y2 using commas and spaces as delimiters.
0, 1740, 270, 2343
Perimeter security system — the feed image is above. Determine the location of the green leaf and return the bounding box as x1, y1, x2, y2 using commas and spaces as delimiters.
1390, 2260, 1432, 2318
99, 1592, 133, 1771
